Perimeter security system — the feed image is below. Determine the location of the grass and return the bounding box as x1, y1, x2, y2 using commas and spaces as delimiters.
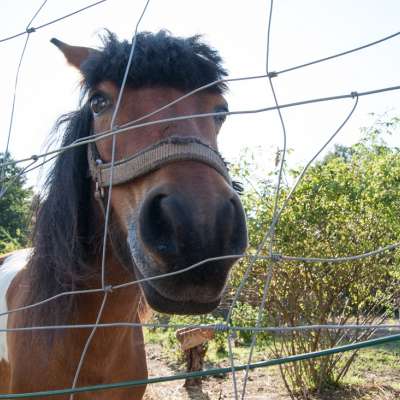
342, 342, 400, 390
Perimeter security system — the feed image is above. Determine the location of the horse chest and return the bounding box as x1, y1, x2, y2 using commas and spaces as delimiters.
0, 249, 31, 363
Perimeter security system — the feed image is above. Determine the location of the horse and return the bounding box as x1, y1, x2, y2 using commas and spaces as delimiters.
0, 31, 247, 398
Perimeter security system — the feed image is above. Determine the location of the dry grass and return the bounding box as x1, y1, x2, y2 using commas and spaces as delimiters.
143, 341, 400, 400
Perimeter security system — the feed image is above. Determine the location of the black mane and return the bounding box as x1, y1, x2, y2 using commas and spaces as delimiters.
28, 31, 228, 325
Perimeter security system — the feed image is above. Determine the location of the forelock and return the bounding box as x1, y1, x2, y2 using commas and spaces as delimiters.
80, 30, 228, 94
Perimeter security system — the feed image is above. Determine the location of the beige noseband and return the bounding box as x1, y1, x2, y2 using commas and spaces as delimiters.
87, 136, 232, 193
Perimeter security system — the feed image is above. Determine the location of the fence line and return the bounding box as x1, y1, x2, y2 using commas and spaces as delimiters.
275, 30, 400, 76
0, 0, 108, 43
0, 0, 48, 196
1, 241, 399, 320
70, 292, 108, 400
239, 2, 282, 390
0, 333, 399, 399
1, 0, 400, 398
1, 84, 399, 173
1, 322, 400, 334
70, 0, 152, 396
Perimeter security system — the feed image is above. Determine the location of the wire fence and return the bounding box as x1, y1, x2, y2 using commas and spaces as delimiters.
0, 0, 400, 399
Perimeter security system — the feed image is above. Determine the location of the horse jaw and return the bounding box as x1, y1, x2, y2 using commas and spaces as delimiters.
126, 219, 233, 315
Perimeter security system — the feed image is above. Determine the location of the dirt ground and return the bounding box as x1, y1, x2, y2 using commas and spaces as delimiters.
143, 343, 286, 400
143, 344, 400, 400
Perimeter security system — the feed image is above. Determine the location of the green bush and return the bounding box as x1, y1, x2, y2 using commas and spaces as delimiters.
0, 153, 33, 253
228, 115, 400, 397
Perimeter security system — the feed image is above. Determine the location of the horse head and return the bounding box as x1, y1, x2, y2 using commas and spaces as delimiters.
51, 31, 248, 315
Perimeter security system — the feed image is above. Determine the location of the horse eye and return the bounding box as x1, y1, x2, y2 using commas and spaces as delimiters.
89, 93, 111, 115
214, 106, 228, 126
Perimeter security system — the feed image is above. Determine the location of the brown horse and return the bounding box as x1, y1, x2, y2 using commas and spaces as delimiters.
0, 31, 247, 398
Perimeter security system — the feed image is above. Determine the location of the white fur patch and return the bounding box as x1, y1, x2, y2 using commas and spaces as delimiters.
0, 249, 32, 362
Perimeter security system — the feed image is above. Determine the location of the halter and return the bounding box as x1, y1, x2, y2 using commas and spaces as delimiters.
87, 136, 232, 197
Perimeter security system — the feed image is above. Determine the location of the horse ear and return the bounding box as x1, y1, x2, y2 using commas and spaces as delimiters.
50, 38, 98, 70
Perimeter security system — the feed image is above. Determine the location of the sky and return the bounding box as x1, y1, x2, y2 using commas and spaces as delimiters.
0, 0, 399, 189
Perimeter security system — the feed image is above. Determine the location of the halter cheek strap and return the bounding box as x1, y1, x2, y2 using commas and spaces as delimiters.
87, 136, 232, 192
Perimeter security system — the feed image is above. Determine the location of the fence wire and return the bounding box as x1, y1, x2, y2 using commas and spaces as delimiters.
0, 333, 399, 399
0, 0, 47, 197
0, 0, 108, 43
0, 0, 400, 398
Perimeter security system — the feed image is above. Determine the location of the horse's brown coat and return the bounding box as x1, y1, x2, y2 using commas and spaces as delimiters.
2, 252, 147, 399
0, 33, 247, 398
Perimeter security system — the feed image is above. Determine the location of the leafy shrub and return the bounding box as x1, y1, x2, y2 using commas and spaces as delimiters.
228, 116, 400, 397
0, 153, 33, 253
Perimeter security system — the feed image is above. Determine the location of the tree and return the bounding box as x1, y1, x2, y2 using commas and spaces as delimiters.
0, 153, 33, 253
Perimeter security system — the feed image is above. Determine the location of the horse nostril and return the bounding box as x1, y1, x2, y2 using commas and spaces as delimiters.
139, 192, 180, 261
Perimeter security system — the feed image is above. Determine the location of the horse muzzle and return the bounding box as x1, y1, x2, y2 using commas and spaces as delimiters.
131, 179, 247, 314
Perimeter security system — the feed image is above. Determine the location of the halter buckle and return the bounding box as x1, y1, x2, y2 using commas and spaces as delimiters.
94, 180, 105, 200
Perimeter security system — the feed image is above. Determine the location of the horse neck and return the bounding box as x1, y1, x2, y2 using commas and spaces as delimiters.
67, 252, 146, 375
79, 196, 143, 324
76, 250, 143, 326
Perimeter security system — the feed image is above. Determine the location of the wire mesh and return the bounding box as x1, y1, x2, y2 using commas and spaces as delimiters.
0, 0, 400, 398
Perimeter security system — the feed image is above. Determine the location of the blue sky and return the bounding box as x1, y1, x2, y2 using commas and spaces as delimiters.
1, 0, 399, 188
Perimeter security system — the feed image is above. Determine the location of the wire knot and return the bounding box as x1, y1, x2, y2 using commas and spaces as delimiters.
268, 71, 278, 78
351, 91, 358, 98
270, 253, 282, 262
26, 27, 36, 34
104, 285, 113, 293
212, 323, 229, 332
31, 154, 38, 162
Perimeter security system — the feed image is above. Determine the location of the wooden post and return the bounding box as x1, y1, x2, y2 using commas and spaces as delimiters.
176, 328, 214, 387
